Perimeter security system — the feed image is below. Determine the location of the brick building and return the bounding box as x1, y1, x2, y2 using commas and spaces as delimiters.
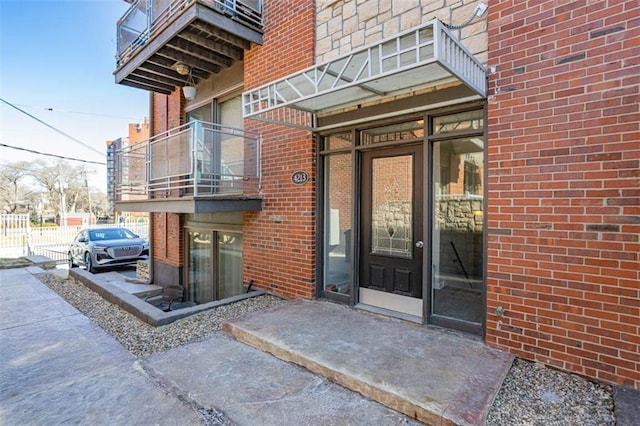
113, 0, 639, 389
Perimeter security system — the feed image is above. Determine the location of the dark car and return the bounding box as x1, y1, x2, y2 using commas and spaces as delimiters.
68, 227, 149, 273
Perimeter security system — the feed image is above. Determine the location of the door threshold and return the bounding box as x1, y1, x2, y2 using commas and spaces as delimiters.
355, 303, 422, 324
359, 288, 423, 317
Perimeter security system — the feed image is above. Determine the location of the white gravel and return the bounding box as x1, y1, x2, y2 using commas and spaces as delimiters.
36, 272, 616, 425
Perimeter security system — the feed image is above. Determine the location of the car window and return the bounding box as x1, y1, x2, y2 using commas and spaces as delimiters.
89, 230, 106, 240
88, 228, 137, 241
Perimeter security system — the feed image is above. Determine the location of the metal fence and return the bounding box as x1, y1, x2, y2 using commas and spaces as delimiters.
0, 214, 149, 262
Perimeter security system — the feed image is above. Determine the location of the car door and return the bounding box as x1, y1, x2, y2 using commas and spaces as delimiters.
71, 231, 86, 264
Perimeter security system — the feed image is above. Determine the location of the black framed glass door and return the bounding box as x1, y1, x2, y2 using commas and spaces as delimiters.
359, 144, 424, 317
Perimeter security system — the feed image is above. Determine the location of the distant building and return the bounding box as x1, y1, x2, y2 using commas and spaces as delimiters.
106, 118, 150, 221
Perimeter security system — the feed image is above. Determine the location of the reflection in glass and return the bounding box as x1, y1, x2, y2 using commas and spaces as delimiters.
432, 137, 484, 323
324, 133, 352, 150
187, 230, 244, 303
217, 232, 244, 299
187, 230, 213, 303
323, 154, 352, 294
433, 110, 483, 135
371, 155, 413, 258
361, 121, 424, 145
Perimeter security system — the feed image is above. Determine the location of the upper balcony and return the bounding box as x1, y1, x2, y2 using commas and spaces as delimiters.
115, 0, 263, 94
115, 120, 262, 213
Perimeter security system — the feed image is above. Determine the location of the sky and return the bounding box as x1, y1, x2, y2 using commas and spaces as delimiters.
0, 0, 150, 192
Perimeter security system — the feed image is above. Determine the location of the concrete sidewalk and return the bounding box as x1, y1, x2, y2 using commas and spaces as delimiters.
0, 267, 201, 425
0, 267, 418, 425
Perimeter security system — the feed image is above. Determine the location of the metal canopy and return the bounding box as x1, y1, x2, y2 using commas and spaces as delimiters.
243, 20, 487, 130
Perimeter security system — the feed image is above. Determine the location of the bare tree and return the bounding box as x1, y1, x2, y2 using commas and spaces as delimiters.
0, 161, 32, 213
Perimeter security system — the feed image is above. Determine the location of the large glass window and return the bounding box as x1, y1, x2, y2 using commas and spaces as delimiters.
186, 228, 244, 303
187, 94, 244, 193
187, 230, 213, 303
218, 96, 244, 184
431, 134, 484, 324
217, 232, 243, 299
323, 152, 352, 295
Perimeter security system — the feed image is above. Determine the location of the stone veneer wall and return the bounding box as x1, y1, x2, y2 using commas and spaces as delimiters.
316, 0, 488, 64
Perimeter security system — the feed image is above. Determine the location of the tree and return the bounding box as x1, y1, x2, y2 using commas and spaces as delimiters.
0, 159, 108, 224
0, 161, 34, 213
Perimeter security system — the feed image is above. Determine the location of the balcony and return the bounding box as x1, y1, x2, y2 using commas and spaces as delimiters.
115, 120, 262, 213
116, 0, 263, 94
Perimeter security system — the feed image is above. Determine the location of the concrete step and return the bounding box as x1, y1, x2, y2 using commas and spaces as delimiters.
24, 255, 57, 269
223, 299, 514, 426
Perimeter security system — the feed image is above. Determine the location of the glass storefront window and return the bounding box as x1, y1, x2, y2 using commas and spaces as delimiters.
324, 133, 352, 151
433, 110, 483, 135
360, 120, 424, 145
431, 136, 484, 324
323, 153, 352, 294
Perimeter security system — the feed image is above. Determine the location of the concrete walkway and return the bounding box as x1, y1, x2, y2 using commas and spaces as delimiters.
0, 267, 418, 425
224, 299, 514, 425
0, 267, 201, 425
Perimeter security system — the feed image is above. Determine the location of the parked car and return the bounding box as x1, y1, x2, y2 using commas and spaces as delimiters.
68, 227, 149, 273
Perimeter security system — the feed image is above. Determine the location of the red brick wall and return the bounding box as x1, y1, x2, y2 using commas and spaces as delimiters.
243, 0, 316, 299
150, 90, 185, 268
486, 0, 640, 388
151, 90, 184, 134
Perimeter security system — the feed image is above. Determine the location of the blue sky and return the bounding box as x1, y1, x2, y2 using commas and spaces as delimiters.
0, 0, 149, 191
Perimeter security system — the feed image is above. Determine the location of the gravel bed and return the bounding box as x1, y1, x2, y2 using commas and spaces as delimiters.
36, 272, 283, 357
487, 358, 615, 425
35, 272, 616, 425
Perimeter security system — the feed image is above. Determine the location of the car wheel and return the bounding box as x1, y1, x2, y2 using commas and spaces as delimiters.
84, 252, 95, 273
68, 253, 77, 269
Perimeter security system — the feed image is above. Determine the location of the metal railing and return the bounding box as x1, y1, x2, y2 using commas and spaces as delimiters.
117, 0, 263, 66
115, 120, 261, 199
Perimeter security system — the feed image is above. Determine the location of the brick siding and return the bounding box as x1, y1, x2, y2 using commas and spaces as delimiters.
486, 0, 640, 388
243, 0, 317, 299
150, 91, 185, 269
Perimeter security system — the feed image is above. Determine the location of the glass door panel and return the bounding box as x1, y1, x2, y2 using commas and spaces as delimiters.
217, 232, 244, 299
431, 137, 484, 324
187, 230, 213, 304
323, 152, 352, 295
370, 155, 413, 258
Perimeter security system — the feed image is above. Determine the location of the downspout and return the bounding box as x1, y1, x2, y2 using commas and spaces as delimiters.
147, 91, 154, 284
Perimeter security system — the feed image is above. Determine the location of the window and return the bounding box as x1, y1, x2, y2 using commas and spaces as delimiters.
323, 151, 353, 295
431, 111, 485, 327
186, 228, 244, 304
187, 94, 244, 193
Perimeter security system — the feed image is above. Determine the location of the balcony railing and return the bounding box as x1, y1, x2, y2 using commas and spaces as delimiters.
115, 0, 263, 93
115, 120, 261, 200
117, 0, 262, 67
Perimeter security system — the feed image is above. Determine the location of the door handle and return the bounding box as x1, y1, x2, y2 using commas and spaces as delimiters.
415, 240, 424, 248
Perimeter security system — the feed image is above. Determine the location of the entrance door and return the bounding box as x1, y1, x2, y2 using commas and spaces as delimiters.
359, 144, 423, 317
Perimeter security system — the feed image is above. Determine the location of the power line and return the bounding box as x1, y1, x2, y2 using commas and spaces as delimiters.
0, 143, 106, 165
13, 103, 141, 121
0, 97, 105, 157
